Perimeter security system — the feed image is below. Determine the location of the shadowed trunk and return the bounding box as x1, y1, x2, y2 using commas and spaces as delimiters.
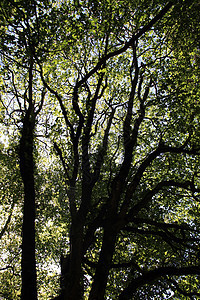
63, 223, 84, 299
20, 60, 37, 300
20, 112, 37, 300
89, 224, 117, 300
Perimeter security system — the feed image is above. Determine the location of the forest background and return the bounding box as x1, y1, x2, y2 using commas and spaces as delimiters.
0, 0, 200, 299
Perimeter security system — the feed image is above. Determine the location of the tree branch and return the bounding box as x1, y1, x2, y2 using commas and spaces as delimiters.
54, 142, 70, 180
120, 143, 200, 217
76, 2, 173, 88
119, 265, 200, 300
0, 201, 14, 240
128, 179, 194, 218
38, 64, 74, 138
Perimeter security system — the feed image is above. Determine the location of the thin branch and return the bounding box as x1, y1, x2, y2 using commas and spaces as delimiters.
76, 2, 173, 89
0, 201, 15, 240
92, 108, 115, 184
35, 87, 46, 116
127, 218, 199, 233
121, 143, 200, 217
128, 179, 194, 218
38, 64, 74, 137
123, 226, 200, 252
54, 142, 70, 181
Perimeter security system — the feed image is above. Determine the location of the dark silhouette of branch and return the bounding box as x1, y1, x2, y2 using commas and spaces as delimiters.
119, 265, 200, 299
0, 200, 14, 240
76, 2, 173, 88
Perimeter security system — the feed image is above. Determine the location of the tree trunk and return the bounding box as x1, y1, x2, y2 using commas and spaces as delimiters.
63, 220, 84, 300
20, 113, 37, 300
89, 225, 117, 300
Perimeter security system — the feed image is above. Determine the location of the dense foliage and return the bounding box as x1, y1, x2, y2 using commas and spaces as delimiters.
0, 0, 200, 299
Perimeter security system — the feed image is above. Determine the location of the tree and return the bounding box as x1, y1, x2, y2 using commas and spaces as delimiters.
0, 1, 48, 298
0, 0, 200, 299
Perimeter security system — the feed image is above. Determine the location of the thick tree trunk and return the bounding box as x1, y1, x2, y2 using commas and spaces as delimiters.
89, 225, 117, 300
62, 220, 84, 300
20, 113, 37, 300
